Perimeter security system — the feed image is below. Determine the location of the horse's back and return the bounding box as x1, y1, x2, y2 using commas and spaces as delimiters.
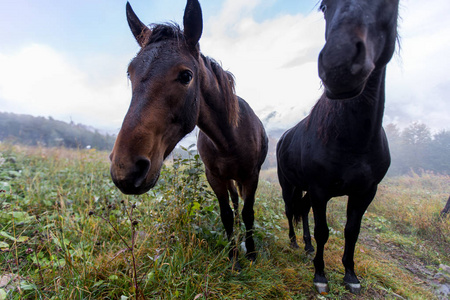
237, 97, 268, 167
276, 119, 309, 190
198, 97, 267, 182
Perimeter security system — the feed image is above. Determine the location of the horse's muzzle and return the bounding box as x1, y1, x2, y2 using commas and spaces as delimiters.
318, 31, 374, 100
110, 157, 158, 195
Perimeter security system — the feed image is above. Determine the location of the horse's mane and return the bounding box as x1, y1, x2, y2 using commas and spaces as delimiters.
201, 55, 239, 127
139, 23, 239, 127
305, 89, 379, 144
305, 93, 345, 143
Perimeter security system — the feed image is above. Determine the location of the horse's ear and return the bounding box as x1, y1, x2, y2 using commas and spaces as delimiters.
126, 2, 151, 47
183, 0, 203, 51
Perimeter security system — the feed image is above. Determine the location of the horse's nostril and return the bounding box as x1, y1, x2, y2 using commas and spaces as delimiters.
351, 41, 366, 75
134, 158, 151, 188
354, 42, 365, 60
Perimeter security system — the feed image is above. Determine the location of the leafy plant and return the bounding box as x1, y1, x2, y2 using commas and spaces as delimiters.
0, 143, 448, 299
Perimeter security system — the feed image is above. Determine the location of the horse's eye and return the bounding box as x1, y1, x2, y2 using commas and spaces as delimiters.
320, 3, 327, 13
178, 70, 193, 85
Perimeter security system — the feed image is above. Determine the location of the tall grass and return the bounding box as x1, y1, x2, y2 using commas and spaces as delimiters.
0, 144, 449, 299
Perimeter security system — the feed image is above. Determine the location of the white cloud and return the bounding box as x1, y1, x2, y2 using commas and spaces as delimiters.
203, 0, 450, 132
0, 44, 131, 133
385, 0, 450, 131
202, 3, 325, 129
1, 0, 449, 136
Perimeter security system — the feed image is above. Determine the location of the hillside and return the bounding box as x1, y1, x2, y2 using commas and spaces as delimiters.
0, 112, 115, 151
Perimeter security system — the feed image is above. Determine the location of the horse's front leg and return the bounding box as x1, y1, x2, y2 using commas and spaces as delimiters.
343, 187, 377, 294
205, 170, 239, 269
310, 190, 330, 294
280, 182, 300, 249
300, 192, 314, 253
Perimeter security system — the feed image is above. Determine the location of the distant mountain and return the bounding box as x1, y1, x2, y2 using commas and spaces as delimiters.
0, 112, 116, 151
259, 128, 288, 170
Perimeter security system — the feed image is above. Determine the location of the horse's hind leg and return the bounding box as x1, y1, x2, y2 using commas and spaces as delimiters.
240, 177, 259, 261
279, 174, 300, 249
288, 188, 301, 249
204, 169, 239, 268
343, 187, 377, 294
300, 192, 314, 253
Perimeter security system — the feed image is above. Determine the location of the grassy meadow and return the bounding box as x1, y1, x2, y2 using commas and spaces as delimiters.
0, 144, 449, 299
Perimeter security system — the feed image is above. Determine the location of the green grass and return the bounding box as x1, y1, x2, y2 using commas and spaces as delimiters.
0, 144, 449, 299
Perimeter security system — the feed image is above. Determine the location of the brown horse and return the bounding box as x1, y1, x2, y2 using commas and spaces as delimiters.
277, 0, 399, 294
110, 0, 268, 267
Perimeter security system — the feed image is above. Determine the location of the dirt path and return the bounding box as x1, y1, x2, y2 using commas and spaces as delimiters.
359, 234, 450, 299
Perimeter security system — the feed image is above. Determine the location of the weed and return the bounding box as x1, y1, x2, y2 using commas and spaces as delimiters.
0, 144, 448, 299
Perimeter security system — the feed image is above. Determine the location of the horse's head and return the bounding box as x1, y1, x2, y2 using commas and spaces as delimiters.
110, 0, 203, 195
318, 0, 399, 100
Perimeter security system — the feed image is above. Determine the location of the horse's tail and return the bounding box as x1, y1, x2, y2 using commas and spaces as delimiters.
227, 180, 242, 199
236, 181, 243, 198
258, 127, 269, 169
292, 191, 309, 225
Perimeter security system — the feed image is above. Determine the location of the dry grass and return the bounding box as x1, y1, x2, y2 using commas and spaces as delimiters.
1, 144, 449, 299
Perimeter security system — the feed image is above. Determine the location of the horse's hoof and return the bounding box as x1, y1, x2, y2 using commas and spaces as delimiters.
314, 282, 330, 295
304, 245, 314, 253
345, 282, 361, 294
290, 240, 300, 249
230, 260, 242, 273
245, 252, 257, 262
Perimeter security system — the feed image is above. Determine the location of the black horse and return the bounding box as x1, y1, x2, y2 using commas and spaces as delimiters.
441, 195, 450, 217
277, 0, 399, 294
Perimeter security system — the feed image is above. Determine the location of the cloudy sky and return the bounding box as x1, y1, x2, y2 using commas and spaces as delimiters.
0, 0, 449, 135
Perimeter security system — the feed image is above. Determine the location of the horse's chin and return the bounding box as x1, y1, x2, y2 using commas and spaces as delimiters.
320, 63, 373, 100
325, 87, 363, 100
324, 81, 366, 100
117, 172, 160, 195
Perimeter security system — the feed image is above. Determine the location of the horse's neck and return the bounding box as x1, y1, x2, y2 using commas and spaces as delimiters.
320, 68, 387, 150
353, 68, 386, 135
197, 64, 235, 150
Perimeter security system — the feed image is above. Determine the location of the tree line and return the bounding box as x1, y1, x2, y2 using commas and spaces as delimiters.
260, 122, 449, 176
0, 112, 116, 151
385, 122, 450, 176
1, 112, 448, 176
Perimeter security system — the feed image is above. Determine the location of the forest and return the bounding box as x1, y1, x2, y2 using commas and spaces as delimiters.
385, 122, 450, 176
259, 121, 450, 177
0, 112, 115, 151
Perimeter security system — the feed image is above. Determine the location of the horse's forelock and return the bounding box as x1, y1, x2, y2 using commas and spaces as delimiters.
139, 23, 185, 47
